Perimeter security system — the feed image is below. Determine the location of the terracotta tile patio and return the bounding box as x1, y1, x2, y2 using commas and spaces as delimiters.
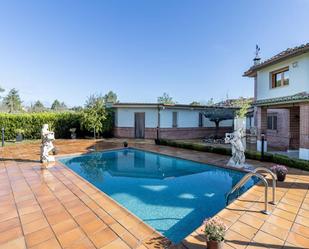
0, 139, 308, 249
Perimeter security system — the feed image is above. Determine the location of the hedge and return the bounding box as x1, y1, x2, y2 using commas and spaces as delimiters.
0, 112, 84, 140
156, 139, 309, 171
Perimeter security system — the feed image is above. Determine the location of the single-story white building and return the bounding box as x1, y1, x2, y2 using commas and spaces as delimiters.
113, 103, 237, 139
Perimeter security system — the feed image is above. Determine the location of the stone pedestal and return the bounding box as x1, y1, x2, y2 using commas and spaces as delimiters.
299, 104, 309, 160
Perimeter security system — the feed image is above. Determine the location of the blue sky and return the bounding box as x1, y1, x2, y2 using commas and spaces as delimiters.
0, 0, 308, 107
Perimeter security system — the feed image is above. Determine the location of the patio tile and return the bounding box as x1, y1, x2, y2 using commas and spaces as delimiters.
75, 211, 99, 226
0, 226, 23, 245
25, 226, 54, 248
2, 139, 309, 249
101, 238, 130, 249
253, 230, 284, 247
0, 209, 19, 223
0, 217, 20, 233
81, 219, 107, 235
291, 223, 309, 239
295, 215, 309, 228
66, 238, 95, 249
57, 227, 86, 248
109, 223, 127, 236
229, 221, 258, 240
29, 238, 61, 249
51, 218, 78, 235
0, 237, 26, 249
271, 208, 296, 222
46, 211, 72, 225
286, 231, 309, 248
224, 229, 250, 249
260, 221, 289, 240
266, 214, 293, 230
22, 217, 49, 235
298, 208, 309, 218
119, 230, 140, 248
276, 202, 299, 214
19, 211, 44, 225
88, 227, 118, 248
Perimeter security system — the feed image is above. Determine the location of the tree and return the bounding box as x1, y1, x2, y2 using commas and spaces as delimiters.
51, 100, 67, 111
3, 88, 23, 113
234, 98, 253, 118
190, 101, 201, 106
157, 93, 175, 104
70, 106, 83, 112
81, 94, 108, 139
30, 100, 45, 112
202, 108, 236, 138
0, 86, 4, 96
103, 91, 118, 104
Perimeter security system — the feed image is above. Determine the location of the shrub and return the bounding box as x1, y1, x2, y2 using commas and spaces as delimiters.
0, 112, 114, 140
156, 139, 309, 171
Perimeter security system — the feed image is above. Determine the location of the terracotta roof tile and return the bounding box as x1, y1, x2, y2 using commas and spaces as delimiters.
254, 92, 309, 106
244, 43, 309, 77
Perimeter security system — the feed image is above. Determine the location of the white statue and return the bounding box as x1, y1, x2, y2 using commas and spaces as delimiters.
225, 128, 246, 168
40, 124, 55, 164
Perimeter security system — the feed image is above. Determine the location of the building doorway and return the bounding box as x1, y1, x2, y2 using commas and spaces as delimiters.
134, 112, 145, 138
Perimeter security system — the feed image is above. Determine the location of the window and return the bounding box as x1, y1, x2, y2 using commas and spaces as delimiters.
267, 115, 277, 130
198, 113, 203, 127
271, 67, 289, 88
172, 112, 178, 128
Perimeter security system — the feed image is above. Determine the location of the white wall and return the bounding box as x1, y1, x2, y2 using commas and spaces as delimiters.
256, 53, 309, 100
160, 109, 199, 128
116, 107, 233, 128
116, 108, 158, 128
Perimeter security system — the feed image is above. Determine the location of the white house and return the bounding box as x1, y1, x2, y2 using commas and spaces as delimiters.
244, 43, 309, 160
113, 103, 235, 139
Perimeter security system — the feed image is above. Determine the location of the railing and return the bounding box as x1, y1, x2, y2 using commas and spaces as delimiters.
253, 167, 277, 205
226, 167, 277, 215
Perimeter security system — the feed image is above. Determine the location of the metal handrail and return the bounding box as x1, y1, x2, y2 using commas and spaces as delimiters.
226, 172, 270, 214
253, 167, 277, 205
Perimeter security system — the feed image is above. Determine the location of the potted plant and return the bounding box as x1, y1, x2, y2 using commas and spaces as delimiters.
203, 217, 226, 249
15, 128, 25, 142
123, 141, 128, 147
270, 165, 288, 182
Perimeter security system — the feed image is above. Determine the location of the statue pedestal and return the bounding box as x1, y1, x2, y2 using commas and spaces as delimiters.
41, 161, 56, 169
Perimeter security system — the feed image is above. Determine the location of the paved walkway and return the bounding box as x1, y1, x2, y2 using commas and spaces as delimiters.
0, 139, 308, 249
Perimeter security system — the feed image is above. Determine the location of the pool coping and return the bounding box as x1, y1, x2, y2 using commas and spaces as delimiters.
55, 145, 260, 247
55, 147, 168, 246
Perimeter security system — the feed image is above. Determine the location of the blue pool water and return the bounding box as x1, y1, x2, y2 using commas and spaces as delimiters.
59, 148, 256, 243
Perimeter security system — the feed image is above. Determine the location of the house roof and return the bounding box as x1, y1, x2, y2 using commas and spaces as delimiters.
243, 43, 309, 77
254, 92, 309, 106
112, 102, 239, 110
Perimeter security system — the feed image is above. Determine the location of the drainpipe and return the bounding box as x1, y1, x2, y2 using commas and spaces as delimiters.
157, 105, 161, 141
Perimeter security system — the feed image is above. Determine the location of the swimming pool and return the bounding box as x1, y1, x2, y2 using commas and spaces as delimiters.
59, 148, 256, 243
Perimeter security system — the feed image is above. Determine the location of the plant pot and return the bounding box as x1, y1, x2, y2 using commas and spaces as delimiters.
123, 142, 128, 147
207, 240, 224, 249
277, 173, 286, 182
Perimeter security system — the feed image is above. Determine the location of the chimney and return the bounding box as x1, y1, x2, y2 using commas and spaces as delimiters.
253, 45, 261, 66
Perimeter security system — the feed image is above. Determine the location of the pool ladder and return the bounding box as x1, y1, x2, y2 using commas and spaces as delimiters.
226, 167, 277, 215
